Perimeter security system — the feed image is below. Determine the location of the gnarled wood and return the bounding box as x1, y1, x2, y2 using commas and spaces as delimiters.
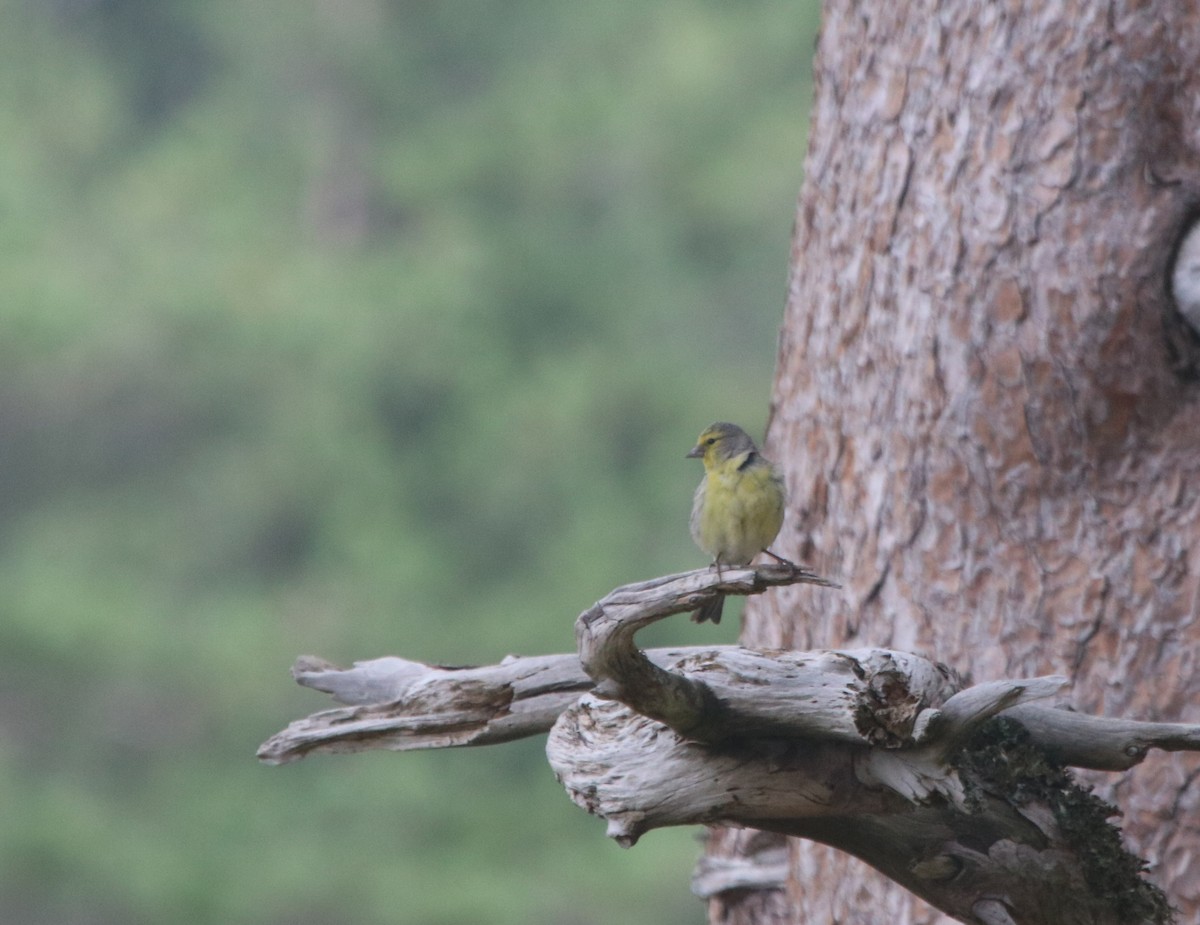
262, 565, 1194, 923
261, 644, 1200, 776
575, 563, 838, 739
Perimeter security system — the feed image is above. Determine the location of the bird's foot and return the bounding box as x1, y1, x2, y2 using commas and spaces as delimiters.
761, 548, 798, 569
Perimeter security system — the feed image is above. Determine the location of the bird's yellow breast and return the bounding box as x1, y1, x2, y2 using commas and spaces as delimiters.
690, 451, 785, 566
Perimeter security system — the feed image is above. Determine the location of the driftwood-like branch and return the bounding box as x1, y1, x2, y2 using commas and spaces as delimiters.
575, 563, 840, 738
260, 648, 674, 764
260, 650, 1196, 776
260, 565, 1197, 924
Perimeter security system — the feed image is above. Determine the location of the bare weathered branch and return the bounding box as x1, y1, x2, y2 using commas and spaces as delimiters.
260, 564, 1196, 923
1004, 703, 1200, 772
575, 563, 838, 739
912, 676, 1070, 759
262, 644, 1200, 782
260, 649, 647, 765
690, 831, 791, 898
545, 692, 1175, 925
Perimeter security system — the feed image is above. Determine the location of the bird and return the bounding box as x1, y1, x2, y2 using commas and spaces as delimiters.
686, 422, 788, 624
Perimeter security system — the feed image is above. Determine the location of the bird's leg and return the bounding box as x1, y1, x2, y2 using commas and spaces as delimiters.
712, 559, 724, 581
762, 548, 798, 568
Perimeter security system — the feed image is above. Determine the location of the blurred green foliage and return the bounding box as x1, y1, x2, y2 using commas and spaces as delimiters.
0, 0, 818, 922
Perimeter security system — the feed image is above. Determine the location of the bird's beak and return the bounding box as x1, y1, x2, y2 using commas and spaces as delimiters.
686, 444, 704, 459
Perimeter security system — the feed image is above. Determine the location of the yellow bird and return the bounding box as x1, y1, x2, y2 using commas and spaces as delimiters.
687, 422, 787, 624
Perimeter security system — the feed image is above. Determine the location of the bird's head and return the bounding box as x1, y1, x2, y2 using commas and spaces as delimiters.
687, 422, 757, 468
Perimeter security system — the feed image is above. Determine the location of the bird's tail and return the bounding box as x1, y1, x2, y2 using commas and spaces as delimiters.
691, 592, 725, 625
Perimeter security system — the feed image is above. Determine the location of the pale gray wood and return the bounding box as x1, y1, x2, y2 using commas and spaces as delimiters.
575, 563, 839, 738
260, 564, 1195, 923
263, 644, 1200, 785
691, 836, 790, 898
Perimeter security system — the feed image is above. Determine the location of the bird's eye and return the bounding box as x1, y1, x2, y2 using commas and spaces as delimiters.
705, 437, 716, 446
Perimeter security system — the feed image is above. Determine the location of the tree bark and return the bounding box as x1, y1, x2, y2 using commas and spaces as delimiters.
729, 0, 1200, 922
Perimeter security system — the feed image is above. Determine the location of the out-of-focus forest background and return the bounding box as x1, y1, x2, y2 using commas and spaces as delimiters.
0, 0, 819, 922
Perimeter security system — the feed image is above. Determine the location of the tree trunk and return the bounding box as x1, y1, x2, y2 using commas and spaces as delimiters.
719, 1, 1200, 922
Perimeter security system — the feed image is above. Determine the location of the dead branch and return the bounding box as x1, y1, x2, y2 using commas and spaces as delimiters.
260, 564, 1197, 924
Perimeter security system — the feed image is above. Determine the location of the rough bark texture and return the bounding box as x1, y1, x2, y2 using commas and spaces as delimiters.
725, 1, 1200, 922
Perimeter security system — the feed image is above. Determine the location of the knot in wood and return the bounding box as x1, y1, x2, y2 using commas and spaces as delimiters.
855, 668, 925, 746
